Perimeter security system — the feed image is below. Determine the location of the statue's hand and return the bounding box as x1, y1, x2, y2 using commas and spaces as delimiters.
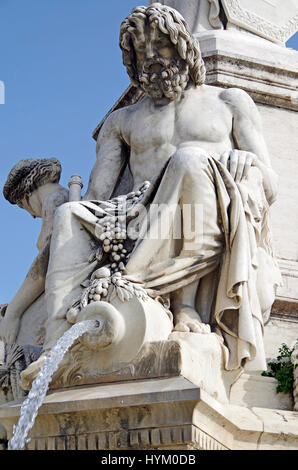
0, 310, 20, 344
219, 150, 256, 182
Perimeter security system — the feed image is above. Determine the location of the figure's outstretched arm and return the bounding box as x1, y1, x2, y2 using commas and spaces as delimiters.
84, 110, 128, 201
223, 88, 278, 204
0, 241, 49, 344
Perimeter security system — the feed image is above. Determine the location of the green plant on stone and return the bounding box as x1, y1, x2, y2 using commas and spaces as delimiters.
262, 343, 296, 394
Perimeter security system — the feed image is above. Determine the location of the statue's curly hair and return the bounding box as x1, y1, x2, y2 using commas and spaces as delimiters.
119, 2, 206, 88
3, 158, 61, 205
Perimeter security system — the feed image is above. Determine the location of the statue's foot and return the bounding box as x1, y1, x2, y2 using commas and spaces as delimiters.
173, 305, 210, 334
20, 353, 48, 391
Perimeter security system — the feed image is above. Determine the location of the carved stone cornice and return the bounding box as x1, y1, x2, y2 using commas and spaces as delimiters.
24, 424, 228, 450
198, 29, 298, 111
1, 378, 298, 450
222, 0, 298, 44
203, 53, 298, 111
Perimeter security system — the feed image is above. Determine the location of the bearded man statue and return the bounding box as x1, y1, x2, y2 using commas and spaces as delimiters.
1, 3, 281, 387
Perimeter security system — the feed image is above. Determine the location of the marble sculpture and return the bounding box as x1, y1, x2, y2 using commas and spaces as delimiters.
0, 3, 281, 389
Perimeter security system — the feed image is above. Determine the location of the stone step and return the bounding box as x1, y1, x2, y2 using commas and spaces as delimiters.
230, 372, 293, 410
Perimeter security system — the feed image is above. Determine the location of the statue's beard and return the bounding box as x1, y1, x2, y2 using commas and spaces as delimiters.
138, 57, 190, 101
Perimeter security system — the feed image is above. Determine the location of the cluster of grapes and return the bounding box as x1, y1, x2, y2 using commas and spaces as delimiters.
87, 270, 146, 304
98, 181, 150, 275
88, 277, 110, 302
99, 215, 127, 274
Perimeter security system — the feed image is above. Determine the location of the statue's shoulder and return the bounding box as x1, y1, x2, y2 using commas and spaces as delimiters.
99, 101, 140, 140
189, 84, 250, 105
101, 96, 150, 138
103, 106, 127, 128
120, 95, 149, 114
218, 86, 256, 113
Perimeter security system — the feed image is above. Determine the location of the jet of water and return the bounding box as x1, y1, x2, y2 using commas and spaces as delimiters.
8, 319, 100, 450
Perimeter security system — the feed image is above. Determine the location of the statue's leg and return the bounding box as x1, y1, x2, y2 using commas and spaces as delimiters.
44, 201, 100, 350
170, 148, 222, 332
127, 146, 223, 269
171, 279, 211, 333
21, 202, 99, 389
154, 146, 224, 332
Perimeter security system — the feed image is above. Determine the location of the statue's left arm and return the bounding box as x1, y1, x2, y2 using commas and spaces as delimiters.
222, 88, 278, 205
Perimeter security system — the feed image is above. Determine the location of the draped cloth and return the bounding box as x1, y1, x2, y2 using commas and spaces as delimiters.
45, 146, 281, 371
123, 149, 282, 371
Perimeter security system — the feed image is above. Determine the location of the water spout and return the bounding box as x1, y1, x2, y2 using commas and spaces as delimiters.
8, 319, 101, 450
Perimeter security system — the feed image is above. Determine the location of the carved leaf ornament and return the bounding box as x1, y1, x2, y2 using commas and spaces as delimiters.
222, 0, 298, 43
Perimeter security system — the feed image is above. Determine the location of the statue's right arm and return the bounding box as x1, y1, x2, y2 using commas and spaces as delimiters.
84, 110, 128, 201
10, 242, 49, 312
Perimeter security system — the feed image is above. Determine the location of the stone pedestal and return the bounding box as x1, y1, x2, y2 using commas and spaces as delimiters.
0, 376, 297, 450
49, 332, 241, 405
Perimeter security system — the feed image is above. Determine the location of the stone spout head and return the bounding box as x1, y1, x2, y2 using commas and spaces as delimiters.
75, 301, 125, 351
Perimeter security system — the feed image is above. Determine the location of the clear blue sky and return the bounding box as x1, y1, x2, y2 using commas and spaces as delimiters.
0, 0, 297, 303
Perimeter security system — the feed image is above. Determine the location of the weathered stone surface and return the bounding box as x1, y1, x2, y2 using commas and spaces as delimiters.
0, 344, 42, 402
264, 308, 298, 361
0, 378, 297, 450
49, 295, 173, 390
50, 328, 240, 405
16, 294, 46, 347
230, 372, 293, 410
198, 29, 298, 110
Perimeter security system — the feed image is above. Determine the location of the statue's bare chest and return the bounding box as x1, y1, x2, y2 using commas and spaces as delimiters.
126, 94, 232, 153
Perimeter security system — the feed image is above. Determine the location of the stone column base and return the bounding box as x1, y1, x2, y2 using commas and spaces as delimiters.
1, 376, 298, 450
